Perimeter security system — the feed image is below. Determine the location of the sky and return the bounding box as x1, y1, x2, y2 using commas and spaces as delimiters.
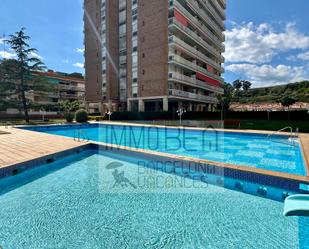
0, 0, 309, 88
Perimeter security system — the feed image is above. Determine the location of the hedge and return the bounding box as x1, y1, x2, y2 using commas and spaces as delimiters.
93, 110, 309, 121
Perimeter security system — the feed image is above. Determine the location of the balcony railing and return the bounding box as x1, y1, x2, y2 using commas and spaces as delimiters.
58, 84, 84, 91
168, 18, 224, 62
197, 0, 225, 28
168, 54, 224, 83
171, 0, 224, 51
169, 35, 224, 73
169, 89, 218, 103
211, 0, 226, 19
218, 0, 226, 9
186, 0, 225, 41
168, 72, 224, 94
60, 93, 84, 99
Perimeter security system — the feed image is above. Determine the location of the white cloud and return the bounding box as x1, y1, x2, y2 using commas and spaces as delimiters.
0, 38, 4, 44
0, 51, 16, 59
224, 22, 309, 64
226, 63, 307, 86
30, 51, 43, 59
0, 50, 43, 60
76, 48, 84, 53
291, 51, 309, 61
73, 62, 84, 69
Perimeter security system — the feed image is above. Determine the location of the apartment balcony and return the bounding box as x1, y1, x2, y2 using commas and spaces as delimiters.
168, 54, 224, 83
196, 0, 225, 28
211, 0, 226, 20
59, 93, 84, 100
35, 101, 58, 106
169, 89, 218, 103
171, 0, 224, 51
218, 0, 226, 9
186, 0, 225, 41
168, 72, 224, 94
168, 18, 224, 63
169, 35, 224, 73
58, 84, 84, 92
28, 91, 59, 99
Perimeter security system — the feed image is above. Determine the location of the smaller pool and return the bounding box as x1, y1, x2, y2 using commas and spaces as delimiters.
22, 123, 308, 176
0, 149, 308, 248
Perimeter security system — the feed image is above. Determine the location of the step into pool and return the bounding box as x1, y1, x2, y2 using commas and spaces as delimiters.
0, 149, 308, 248
23, 123, 307, 176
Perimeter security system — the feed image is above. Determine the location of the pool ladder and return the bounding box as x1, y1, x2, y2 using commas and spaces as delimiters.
74, 129, 89, 142
267, 127, 299, 146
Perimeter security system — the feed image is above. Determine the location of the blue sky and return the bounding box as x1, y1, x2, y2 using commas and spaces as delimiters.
0, 0, 84, 74
1, 0, 309, 87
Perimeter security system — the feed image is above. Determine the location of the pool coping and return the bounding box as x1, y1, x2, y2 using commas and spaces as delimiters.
98, 121, 309, 177
0, 144, 92, 179
4, 122, 309, 185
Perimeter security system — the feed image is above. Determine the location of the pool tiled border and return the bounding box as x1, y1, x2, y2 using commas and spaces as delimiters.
92, 144, 306, 192
0, 144, 92, 180
0, 122, 308, 190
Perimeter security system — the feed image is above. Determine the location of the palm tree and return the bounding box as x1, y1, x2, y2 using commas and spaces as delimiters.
5, 28, 45, 123
59, 100, 81, 122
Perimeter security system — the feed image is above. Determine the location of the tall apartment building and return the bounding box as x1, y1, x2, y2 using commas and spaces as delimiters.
84, 0, 225, 114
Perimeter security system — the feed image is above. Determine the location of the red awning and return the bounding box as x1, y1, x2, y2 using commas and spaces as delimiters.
174, 9, 188, 27
196, 72, 221, 87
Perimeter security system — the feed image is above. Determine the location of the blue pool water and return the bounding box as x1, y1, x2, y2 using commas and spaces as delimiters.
26, 124, 307, 176
0, 150, 308, 248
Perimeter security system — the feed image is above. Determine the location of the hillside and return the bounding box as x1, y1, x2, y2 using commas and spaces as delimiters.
233, 81, 309, 103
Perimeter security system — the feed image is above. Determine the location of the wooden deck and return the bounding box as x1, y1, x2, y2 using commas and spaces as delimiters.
0, 126, 89, 168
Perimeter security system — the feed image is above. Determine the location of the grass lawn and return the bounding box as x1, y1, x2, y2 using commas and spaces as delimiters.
226, 119, 309, 133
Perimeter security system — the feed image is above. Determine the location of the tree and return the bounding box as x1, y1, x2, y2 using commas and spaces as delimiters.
5, 28, 46, 123
232, 80, 242, 92
217, 83, 233, 120
280, 96, 296, 120
0, 59, 57, 114
59, 100, 81, 122
280, 96, 296, 109
0, 59, 20, 110
242, 80, 252, 91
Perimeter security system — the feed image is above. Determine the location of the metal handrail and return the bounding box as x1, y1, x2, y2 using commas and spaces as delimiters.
74, 129, 89, 142
267, 126, 299, 146
267, 126, 293, 139
294, 128, 299, 138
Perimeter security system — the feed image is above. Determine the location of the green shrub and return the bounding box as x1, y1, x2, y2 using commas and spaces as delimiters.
64, 112, 74, 123
75, 109, 88, 123
87, 116, 106, 121
95, 116, 106, 121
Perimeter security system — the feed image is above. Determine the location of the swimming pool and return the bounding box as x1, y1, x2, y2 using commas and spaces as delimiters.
0, 149, 308, 248
24, 123, 307, 176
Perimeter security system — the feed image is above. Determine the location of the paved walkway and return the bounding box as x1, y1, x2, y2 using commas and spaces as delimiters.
0, 127, 88, 168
